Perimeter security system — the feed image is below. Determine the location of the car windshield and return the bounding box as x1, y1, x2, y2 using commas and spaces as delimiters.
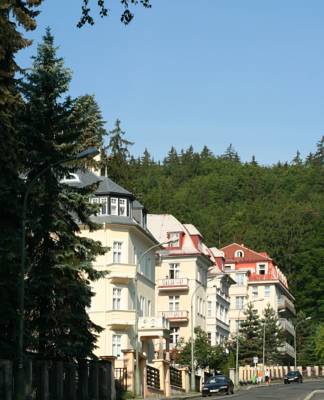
206, 376, 228, 384
287, 371, 298, 376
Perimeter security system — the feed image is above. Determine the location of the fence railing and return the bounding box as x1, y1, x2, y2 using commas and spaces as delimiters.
170, 366, 182, 388
0, 358, 113, 400
114, 367, 127, 391
147, 365, 160, 390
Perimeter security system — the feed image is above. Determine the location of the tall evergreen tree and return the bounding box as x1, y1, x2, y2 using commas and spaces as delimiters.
238, 303, 262, 365
20, 29, 106, 359
101, 119, 133, 186
221, 144, 240, 162
261, 304, 285, 364
0, 0, 41, 359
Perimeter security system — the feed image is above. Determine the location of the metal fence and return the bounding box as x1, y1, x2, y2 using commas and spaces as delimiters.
0, 358, 113, 400
114, 367, 127, 391
147, 365, 160, 390
170, 366, 182, 388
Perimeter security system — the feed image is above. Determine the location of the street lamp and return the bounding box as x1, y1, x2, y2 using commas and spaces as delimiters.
15, 147, 99, 400
235, 298, 264, 388
134, 240, 174, 397
294, 317, 311, 370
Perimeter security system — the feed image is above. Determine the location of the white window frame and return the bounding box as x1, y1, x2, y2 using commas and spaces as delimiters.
169, 295, 179, 311
112, 287, 122, 310
235, 296, 245, 310
235, 250, 244, 258
110, 197, 118, 216
112, 334, 122, 358
170, 327, 180, 345
207, 301, 212, 317
168, 232, 180, 247
169, 263, 180, 279
236, 273, 245, 286
257, 263, 267, 275
119, 198, 127, 216
252, 285, 258, 298
113, 241, 122, 264
140, 296, 145, 317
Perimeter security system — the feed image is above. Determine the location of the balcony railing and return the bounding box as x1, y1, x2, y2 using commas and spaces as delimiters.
248, 272, 287, 287
278, 296, 296, 315
160, 310, 189, 321
279, 318, 295, 336
158, 278, 189, 290
138, 316, 170, 331
279, 342, 295, 358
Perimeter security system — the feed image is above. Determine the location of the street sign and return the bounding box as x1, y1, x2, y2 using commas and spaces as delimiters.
253, 356, 258, 365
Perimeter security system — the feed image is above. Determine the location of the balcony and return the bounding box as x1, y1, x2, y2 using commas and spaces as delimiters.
279, 318, 295, 337
279, 342, 295, 358
160, 310, 189, 322
158, 278, 189, 291
107, 263, 136, 283
278, 296, 296, 315
106, 309, 135, 328
138, 316, 170, 339
248, 272, 287, 287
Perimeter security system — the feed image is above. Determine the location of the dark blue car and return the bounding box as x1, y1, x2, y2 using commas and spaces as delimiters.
202, 375, 234, 396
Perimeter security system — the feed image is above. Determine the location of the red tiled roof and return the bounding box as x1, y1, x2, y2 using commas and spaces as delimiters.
221, 243, 272, 262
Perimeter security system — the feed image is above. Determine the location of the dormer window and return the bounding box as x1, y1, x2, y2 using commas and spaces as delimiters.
257, 264, 267, 275
90, 196, 108, 215
168, 232, 180, 247
235, 250, 244, 258
90, 196, 129, 216
110, 197, 128, 216
60, 173, 80, 183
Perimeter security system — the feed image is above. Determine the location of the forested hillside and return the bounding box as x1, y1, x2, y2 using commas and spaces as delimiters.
106, 128, 324, 325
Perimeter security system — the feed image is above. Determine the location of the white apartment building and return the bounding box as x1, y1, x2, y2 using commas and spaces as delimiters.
147, 214, 212, 349
206, 248, 235, 346
67, 170, 169, 367
222, 243, 296, 363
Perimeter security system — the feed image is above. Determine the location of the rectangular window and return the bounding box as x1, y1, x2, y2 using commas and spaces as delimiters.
147, 300, 151, 317
258, 264, 266, 275
220, 305, 224, 318
169, 296, 179, 311
207, 332, 212, 345
168, 232, 180, 247
264, 285, 270, 297
170, 327, 180, 345
140, 296, 145, 317
169, 263, 180, 279
119, 198, 127, 216
235, 320, 242, 332
90, 196, 108, 215
252, 286, 258, 298
112, 334, 122, 358
113, 241, 122, 263
207, 301, 212, 317
112, 288, 121, 310
110, 197, 118, 215
236, 273, 245, 286
235, 296, 245, 310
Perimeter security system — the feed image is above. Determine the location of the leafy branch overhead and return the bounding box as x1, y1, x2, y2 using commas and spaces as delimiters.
77, 0, 152, 27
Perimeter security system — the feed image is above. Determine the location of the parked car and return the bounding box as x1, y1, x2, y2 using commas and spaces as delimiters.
202, 375, 234, 396
284, 370, 303, 384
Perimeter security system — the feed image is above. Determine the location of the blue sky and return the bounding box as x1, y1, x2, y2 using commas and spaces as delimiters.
17, 0, 324, 164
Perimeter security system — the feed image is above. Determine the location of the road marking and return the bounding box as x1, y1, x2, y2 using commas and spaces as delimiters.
303, 390, 324, 400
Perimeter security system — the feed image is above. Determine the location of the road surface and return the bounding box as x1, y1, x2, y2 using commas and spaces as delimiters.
197, 380, 324, 400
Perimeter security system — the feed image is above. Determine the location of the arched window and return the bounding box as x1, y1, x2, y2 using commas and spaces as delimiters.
235, 250, 244, 258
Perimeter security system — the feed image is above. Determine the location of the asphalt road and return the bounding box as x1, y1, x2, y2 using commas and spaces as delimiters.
197, 380, 324, 400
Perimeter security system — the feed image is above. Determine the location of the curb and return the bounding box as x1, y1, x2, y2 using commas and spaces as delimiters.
303, 390, 324, 400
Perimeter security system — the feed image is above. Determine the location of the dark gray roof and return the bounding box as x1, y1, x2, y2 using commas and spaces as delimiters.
66, 170, 133, 197
133, 200, 144, 209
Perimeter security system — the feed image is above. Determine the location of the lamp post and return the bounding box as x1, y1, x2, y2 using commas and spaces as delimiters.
15, 147, 99, 400
134, 240, 173, 397
235, 298, 264, 388
294, 317, 311, 370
